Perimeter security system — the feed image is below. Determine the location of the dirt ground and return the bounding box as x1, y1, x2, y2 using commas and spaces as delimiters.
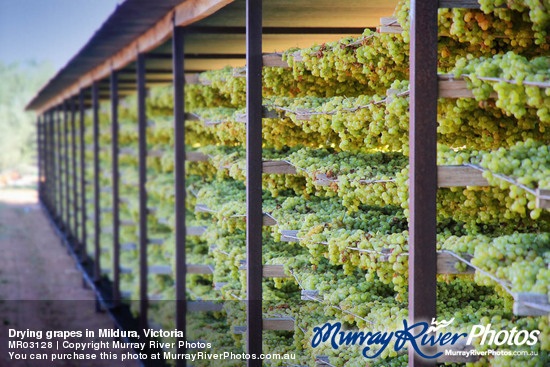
0, 189, 139, 367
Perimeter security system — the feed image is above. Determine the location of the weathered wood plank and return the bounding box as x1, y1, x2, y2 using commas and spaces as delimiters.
149, 265, 172, 275
187, 301, 223, 312
437, 165, 489, 187
262, 160, 297, 174
186, 151, 209, 162
187, 264, 214, 274
536, 188, 550, 210
187, 226, 208, 236
263, 317, 295, 331
280, 229, 300, 242
437, 252, 474, 274
513, 292, 550, 316
262, 53, 289, 68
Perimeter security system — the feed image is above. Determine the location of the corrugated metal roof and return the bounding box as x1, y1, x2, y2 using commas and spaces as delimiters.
26, 0, 185, 110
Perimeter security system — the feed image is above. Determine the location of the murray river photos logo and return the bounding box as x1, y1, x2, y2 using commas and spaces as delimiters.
311, 318, 540, 359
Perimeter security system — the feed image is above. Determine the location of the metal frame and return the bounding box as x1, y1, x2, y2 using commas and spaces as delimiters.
246, 0, 263, 364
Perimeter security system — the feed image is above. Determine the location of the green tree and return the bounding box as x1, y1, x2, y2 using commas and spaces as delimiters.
0, 60, 53, 173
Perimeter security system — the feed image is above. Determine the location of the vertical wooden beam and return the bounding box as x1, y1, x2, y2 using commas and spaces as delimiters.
63, 100, 70, 237
409, 0, 438, 366
246, 0, 263, 364
56, 107, 63, 224
79, 89, 88, 262
37, 116, 42, 199
137, 53, 148, 330
173, 23, 187, 366
92, 82, 101, 283
71, 97, 78, 247
111, 70, 121, 307
47, 110, 53, 212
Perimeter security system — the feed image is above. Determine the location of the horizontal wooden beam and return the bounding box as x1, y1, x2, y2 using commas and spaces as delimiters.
185, 26, 370, 34
187, 226, 208, 236
187, 264, 214, 274
379, 17, 403, 33
149, 265, 172, 275
263, 317, 295, 331
233, 318, 295, 333
186, 151, 209, 162
262, 160, 297, 174
513, 292, 550, 316
187, 301, 224, 312
439, 0, 492, 8
239, 264, 290, 278
121, 243, 137, 251
195, 205, 277, 226
536, 188, 550, 209
437, 165, 489, 187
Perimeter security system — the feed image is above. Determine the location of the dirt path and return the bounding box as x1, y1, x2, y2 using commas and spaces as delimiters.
0, 189, 139, 367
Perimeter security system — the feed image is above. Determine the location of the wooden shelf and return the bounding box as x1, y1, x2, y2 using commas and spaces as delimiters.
437, 165, 489, 187
194, 205, 277, 226
239, 264, 290, 278
379, 17, 403, 33
187, 226, 207, 236
233, 318, 295, 333
187, 264, 214, 275
262, 160, 297, 174
263, 53, 289, 68
301, 290, 320, 300
280, 229, 299, 242
513, 292, 550, 316
148, 238, 164, 245
186, 151, 209, 162
149, 265, 172, 275
121, 242, 137, 251
187, 301, 223, 312
234, 107, 279, 122
439, 0, 489, 8
536, 188, 550, 209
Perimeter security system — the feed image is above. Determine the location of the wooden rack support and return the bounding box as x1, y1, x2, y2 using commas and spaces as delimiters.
187, 264, 214, 274
513, 292, 550, 316
233, 318, 295, 333
379, 17, 404, 33
536, 188, 550, 209
239, 264, 290, 278
121, 243, 137, 251
187, 301, 224, 312
301, 290, 320, 300
187, 226, 207, 236
149, 265, 172, 275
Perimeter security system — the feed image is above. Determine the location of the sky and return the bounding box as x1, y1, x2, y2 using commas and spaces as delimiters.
0, 0, 120, 72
